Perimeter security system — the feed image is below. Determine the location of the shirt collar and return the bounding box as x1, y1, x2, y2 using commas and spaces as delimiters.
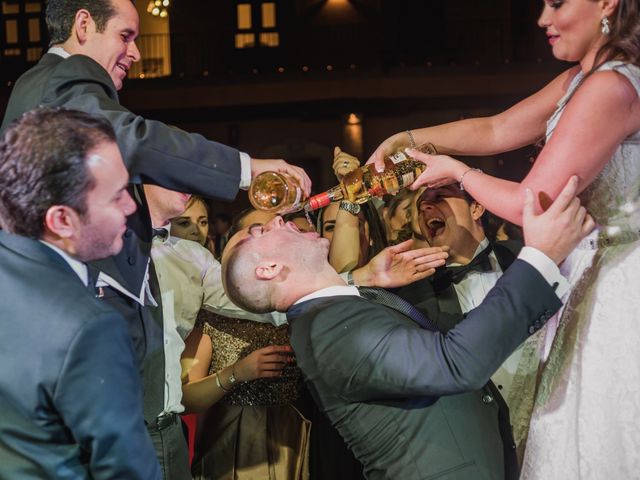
474, 237, 490, 256
293, 285, 360, 306
39, 240, 88, 286
448, 236, 490, 267
47, 46, 71, 59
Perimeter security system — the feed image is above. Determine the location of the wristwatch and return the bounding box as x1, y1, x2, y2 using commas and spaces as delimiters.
228, 371, 238, 386
339, 200, 361, 215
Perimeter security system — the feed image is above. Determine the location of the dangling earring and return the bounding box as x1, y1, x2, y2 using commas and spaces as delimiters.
601, 16, 611, 35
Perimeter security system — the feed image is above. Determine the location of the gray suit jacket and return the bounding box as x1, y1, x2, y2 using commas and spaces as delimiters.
1, 54, 247, 424
288, 260, 561, 480
0, 231, 160, 479
1, 53, 241, 295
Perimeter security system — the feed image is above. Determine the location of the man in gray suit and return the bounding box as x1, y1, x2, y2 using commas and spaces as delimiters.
220, 176, 593, 480
0, 108, 160, 479
0, 2, 310, 476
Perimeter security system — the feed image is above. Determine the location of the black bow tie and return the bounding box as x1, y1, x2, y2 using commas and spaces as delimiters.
152, 227, 169, 241
433, 244, 494, 291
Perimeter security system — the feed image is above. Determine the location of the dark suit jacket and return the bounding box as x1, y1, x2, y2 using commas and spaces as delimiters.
394, 240, 522, 478
1, 53, 242, 296
1, 54, 248, 421
0, 231, 161, 479
288, 260, 561, 480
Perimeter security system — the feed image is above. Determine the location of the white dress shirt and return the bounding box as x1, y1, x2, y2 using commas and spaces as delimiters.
151, 226, 286, 414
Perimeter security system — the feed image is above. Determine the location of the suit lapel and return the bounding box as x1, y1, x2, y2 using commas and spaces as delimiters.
493, 241, 521, 272
434, 284, 464, 331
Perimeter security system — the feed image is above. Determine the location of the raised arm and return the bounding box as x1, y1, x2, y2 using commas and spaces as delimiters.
367, 67, 578, 168
45, 55, 311, 199
409, 69, 640, 224
327, 147, 367, 272
302, 177, 592, 400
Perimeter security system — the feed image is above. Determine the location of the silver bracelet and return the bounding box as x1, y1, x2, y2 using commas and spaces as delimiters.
405, 129, 417, 149
458, 168, 482, 191
346, 270, 356, 286
215, 371, 230, 392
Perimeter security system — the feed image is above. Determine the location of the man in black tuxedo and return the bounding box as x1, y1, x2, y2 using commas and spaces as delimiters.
220, 177, 593, 480
396, 185, 523, 399
0, 1, 310, 476
0, 108, 160, 479
394, 185, 525, 477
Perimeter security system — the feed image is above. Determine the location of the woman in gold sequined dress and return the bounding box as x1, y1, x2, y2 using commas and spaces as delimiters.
183, 311, 309, 480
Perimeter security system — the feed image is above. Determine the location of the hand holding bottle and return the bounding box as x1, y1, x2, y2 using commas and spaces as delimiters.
366, 131, 411, 173
249, 144, 437, 214
404, 149, 468, 191
250, 158, 312, 197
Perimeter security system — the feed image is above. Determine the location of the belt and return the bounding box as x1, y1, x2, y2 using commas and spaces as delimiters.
147, 412, 178, 431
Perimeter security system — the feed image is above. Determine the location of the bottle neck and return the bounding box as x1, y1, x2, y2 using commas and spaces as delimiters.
306, 185, 344, 211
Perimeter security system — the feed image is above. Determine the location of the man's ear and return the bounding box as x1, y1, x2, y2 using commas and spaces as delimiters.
255, 261, 284, 281
44, 205, 81, 239
470, 202, 486, 221
73, 9, 93, 44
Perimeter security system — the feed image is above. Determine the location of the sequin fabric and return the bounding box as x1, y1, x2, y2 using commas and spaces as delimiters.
198, 310, 303, 406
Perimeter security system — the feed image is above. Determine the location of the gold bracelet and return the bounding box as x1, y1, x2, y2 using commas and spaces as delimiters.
458, 168, 482, 191
405, 129, 417, 149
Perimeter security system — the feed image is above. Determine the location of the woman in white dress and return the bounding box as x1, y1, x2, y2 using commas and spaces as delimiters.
368, 1, 640, 477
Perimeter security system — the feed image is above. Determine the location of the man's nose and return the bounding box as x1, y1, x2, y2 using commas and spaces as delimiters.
128, 41, 141, 62
264, 215, 284, 231
419, 201, 434, 212
123, 191, 137, 216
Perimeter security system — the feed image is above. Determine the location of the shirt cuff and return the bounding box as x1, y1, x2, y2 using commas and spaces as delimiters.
518, 246, 570, 299
239, 152, 251, 190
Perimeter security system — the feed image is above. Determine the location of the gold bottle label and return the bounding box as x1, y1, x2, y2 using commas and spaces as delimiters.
388, 151, 410, 164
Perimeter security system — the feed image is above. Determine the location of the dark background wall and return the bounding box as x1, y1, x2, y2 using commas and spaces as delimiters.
0, 0, 568, 215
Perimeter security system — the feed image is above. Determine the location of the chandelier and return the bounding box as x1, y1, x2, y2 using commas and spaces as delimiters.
147, 0, 170, 18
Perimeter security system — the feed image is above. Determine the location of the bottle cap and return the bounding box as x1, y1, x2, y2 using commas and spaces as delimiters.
308, 192, 331, 210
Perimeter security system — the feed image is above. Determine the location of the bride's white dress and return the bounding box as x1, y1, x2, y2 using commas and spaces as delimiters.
518, 61, 640, 479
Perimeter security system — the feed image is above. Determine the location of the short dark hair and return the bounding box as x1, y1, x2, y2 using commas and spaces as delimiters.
0, 107, 116, 238
46, 0, 118, 45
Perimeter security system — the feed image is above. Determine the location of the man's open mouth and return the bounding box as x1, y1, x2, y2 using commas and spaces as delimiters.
426, 217, 445, 238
